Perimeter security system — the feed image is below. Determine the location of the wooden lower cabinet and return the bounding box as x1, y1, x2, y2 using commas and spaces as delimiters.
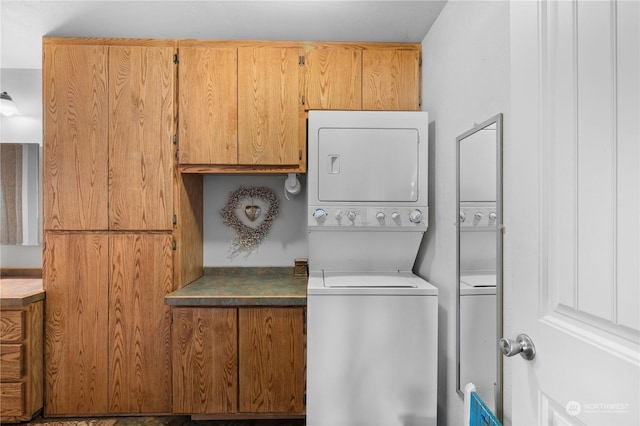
238, 307, 306, 414
172, 306, 306, 416
0, 301, 44, 422
44, 232, 173, 415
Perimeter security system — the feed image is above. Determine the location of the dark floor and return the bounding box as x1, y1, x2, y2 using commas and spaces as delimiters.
25, 416, 305, 426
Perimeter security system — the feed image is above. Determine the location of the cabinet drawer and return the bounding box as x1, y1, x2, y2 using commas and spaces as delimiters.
0, 344, 24, 380
0, 382, 25, 418
0, 311, 25, 342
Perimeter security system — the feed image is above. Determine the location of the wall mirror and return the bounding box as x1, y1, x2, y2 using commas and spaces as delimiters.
0, 143, 40, 245
456, 114, 503, 419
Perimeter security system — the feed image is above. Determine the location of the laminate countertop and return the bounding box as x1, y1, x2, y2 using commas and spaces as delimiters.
165, 267, 307, 307
0, 278, 45, 307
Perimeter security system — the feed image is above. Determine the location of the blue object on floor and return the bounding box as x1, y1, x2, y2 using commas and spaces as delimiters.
469, 391, 502, 426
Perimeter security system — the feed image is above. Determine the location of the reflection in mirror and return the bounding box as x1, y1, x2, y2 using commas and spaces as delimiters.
456, 114, 503, 420
0, 143, 40, 245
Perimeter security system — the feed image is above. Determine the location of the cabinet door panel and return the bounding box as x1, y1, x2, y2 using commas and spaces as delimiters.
43, 233, 109, 415
179, 47, 238, 165
238, 47, 302, 166
238, 307, 305, 414
172, 307, 238, 414
43, 44, 109, 231
109, 46, 175, 230
363, 49, 421, 111
109, 233, 173, 413
304, 47, 362, 110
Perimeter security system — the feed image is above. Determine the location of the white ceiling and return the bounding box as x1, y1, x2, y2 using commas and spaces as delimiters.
0, 0, 447, 70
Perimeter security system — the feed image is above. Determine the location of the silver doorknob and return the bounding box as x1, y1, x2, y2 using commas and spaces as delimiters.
499, 334, 536, 360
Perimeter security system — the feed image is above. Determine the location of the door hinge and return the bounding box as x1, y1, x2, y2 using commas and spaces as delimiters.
173, 214, 177, 225
301, 95, 305, 106
299, 55, 305, 66
173, 53, 179, 64
299, 149, 303, 161
173, 134, 177, 145
175, 149, 180, 161
172, 240, 177, 251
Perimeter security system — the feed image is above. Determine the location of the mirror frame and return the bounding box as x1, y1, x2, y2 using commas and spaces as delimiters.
455, 113, 503, 421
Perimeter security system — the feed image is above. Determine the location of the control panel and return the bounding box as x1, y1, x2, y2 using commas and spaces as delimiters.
308, 206, 428, 228
459, 205, 498, 228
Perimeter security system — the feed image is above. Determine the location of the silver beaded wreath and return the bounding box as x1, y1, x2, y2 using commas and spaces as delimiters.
220, 186, 280, 255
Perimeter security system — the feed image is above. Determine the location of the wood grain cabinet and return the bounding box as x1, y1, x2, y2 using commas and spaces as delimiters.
172, 306, 305, 417
43, 41, 175, 232
0, 301, 44, 422
302, 46, 362, 111
42, 38, 197, 416
178, 43, 305, 172
237, 46, 305, 170
178, 46, 238, 166
362, 48, 422, 111
43, 233, 173, 415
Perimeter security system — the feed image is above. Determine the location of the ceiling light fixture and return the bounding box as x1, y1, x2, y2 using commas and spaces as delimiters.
0, 92, 20, 116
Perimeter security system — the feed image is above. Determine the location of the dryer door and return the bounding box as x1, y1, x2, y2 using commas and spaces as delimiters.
317, 128, 420, 202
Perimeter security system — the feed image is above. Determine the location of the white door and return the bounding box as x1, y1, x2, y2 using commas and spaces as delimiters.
505, 1, 639, 425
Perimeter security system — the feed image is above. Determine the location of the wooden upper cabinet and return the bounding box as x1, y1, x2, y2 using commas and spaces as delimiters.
303, 47, 362, 110
179, 47, 238, 165
43, 44, 109, 231
362, 49, 421, 111
43, 41, 176, 231
109, 46, 175, 231
237, 47, 304, 167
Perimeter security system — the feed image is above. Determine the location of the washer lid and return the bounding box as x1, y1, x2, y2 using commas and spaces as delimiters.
324, 272, 419, 288
307, 271, 438, 296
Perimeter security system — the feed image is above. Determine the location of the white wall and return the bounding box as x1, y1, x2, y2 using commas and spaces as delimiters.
203, 174, 307, 266
415, 2, 510, 425
0, 68, 43, 268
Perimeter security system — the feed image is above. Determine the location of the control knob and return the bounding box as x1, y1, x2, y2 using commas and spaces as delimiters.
409, 210, 423, 223
347, 211, 357, 222
391, 212, 401, 220
489, 212, 497, 220
335, 210, 343, 220
459, 211, 466, 223
376, 212, 386, 221
313, 209, 327, 223
475, 211, 483, 220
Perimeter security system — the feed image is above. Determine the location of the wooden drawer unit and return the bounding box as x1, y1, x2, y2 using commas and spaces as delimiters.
0, 311, 25, 342
0, 345, 24, 380
0, 279, 44, 423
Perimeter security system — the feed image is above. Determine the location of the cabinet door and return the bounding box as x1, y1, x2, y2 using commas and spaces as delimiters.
179, 47, 238, 165
109, 233, 173, 413
238, 307, 305, 414
172, 307, 238, 414
362, 49, 421, 111
238, 47, 303, 167
303, 47, 362, 110
43, 233, 109, 415
109, 46, 175, 231
43, 44, 109, 231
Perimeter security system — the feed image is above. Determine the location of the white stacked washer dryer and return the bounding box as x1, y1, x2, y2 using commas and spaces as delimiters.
306, 111, 438, 426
